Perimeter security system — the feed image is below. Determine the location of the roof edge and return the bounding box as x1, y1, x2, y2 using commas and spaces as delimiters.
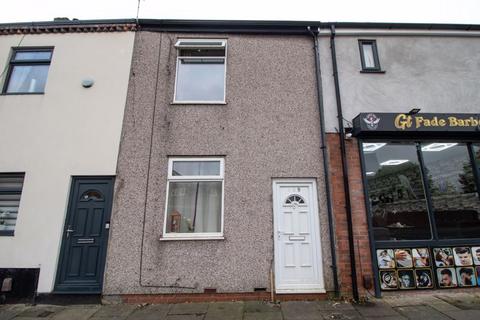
138, 19, 480, 32
0, 18, 137, 35
1, 18, 480, 35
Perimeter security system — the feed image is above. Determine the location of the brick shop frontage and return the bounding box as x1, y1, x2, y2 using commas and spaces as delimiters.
330, 112, 480, 297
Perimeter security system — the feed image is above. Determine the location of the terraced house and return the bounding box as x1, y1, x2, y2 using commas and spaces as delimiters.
0, 19, 135, 298
103, 20, 337, 303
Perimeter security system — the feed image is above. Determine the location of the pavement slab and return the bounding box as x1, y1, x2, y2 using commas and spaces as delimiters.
320, 310, 363, 320
204, 302, 243, 320
243, 312, 283, 320
382, 296, 428, 308
355, 301, 402, 318
0, 305, 31, 320
428, 301, 461, 313
168, 303, 208, 315
442, 310, 480, 320
15, 305, 64, 318
281, 301, 322, 320
52, 305, 100, 320
363, 317, 407, 320
244, 301, 281, 313
316, 301, 355, 311
394, 305, 451, 320
165, 315, 204, 320
435, 294, 480, 310
127, 304, 171, 320
89, 304, 136, 319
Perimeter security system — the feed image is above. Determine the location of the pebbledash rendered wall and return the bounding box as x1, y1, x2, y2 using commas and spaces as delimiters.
103, 31, 335, 298
318, 28, 480, 296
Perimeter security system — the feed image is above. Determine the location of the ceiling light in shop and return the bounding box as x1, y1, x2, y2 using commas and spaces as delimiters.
363, 143, 386, 152
421, 143, 458, 152
380, 159, 409, 166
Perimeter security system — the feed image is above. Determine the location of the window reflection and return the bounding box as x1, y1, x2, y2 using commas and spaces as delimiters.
474, 144, 480, 173
362, 142, 432, 240
421, 143, 480, 239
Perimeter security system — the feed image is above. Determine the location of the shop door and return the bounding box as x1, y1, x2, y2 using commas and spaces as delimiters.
54, 177, 114, 293
273, 179, 325, 293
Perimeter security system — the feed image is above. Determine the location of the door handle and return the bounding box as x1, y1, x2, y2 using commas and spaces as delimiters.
66, 226, 75, 238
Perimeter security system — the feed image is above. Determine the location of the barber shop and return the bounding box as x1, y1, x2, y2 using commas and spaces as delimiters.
352, 112, 480, 292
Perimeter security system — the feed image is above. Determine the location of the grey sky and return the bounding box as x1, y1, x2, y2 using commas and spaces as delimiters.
1, 0, 480, 24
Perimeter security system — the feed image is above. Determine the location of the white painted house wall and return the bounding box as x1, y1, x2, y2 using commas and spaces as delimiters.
0, 31, 134, 293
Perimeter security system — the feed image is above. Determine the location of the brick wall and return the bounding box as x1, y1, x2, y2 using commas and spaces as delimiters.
111, 292, 328, 304
326, 134, 374, 298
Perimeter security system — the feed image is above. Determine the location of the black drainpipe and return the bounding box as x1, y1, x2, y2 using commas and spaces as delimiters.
329, 24, 359, 302
307, 26, 340, 298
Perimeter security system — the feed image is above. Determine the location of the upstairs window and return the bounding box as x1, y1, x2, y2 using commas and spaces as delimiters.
3, 48, 53, 94
173, 39, 226, 103
358, 40, 382, 72
0, 173, 25, 236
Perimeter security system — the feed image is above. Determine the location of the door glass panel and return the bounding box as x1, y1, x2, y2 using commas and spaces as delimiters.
362, 142, 432, 240
80, 190, 104, 201
421, 143, 480, 239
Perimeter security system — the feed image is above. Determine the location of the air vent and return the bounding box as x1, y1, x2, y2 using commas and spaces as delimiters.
204, 288, 217, 294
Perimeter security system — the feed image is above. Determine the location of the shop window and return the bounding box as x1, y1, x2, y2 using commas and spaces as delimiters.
362, 142, 432, 240
474, 144, 480, 173
173, 39, 226, 103
163, 158, 224, 239
3, 48, 53, 94
421, 143, 480, 239
358, 40, 382, 72
0, 173, 25, 236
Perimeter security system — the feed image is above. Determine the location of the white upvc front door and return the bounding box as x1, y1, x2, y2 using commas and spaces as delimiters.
273, 179, 325, 293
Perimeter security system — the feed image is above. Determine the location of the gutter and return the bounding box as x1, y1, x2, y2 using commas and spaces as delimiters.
1, 18, 480, 35
307, 26, 340, 298
329, 24, 360, 301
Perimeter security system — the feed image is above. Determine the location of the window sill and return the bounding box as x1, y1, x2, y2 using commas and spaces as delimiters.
360, 70, 386, 74
159, 235, 225, 241
171, 101, 227, 105
0, 92, 45, 96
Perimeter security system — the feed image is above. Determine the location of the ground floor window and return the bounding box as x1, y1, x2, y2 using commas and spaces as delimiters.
362, 141, 480, 242
360, 140, 480, 291
0, 173, 25, 236
163, 158, 224, 239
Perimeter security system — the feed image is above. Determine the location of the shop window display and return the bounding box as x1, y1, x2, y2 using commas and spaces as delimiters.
421, 143, 480, 239
377, 246, 480, 290
362, 141, 480, 242
363, 143, 432, 240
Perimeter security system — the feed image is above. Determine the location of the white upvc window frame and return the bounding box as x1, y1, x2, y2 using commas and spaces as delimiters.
161, 157, 225, 240
172, 39, 227, 105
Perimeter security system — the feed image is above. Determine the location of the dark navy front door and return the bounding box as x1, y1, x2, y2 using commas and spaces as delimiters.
55, 177, 114, 293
